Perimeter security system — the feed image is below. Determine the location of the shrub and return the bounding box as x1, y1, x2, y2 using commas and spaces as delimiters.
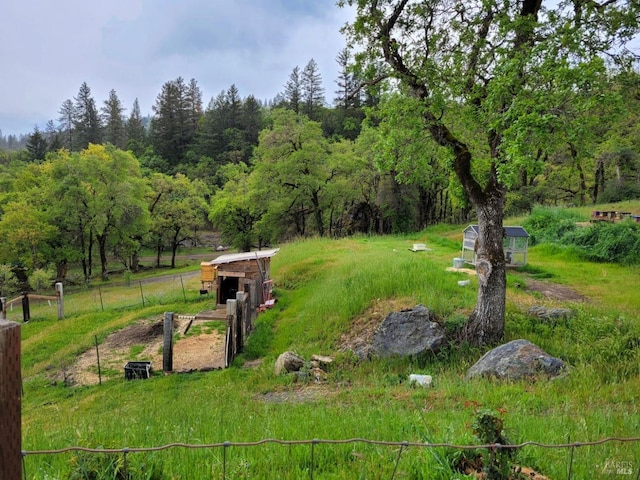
522, 207, 583, 246
598, 179, 640, 203
28, 268, 54, 293
66, 452, 166, 480
0, 264, 19, 296
563, 220, 640, 264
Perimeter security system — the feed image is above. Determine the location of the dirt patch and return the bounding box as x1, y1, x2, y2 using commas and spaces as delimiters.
257, 385, 337, 404
61, 316, 225, 386
522, 278, 586, 302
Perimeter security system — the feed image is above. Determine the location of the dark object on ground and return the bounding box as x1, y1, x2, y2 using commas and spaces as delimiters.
124, 361, 152, 380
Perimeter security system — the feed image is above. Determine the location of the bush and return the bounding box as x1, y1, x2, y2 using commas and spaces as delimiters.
0, 264, 19, 296
563, 220, 640, 264
598, 179, 640, 203
66, 452, 166, 480
28, 268, 54, 293
522, 207, 583, 246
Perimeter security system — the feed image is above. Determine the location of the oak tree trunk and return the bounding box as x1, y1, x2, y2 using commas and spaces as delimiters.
463, 195, 507, 346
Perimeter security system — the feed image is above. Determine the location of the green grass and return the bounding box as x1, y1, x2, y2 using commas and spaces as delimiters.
17, 217, 640, 479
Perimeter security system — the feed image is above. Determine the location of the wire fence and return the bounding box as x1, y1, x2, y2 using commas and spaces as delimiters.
21, 436, 640, 480
3, 272, 207, 322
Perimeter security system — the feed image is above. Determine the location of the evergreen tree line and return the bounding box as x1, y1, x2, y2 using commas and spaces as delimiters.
1, 49, 639, 288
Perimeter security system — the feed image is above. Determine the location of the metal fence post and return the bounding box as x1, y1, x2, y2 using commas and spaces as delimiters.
0, 319, 22, 480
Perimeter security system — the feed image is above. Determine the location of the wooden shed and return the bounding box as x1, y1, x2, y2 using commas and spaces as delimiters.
201, 249, 279, 307
461, 225, 529, 267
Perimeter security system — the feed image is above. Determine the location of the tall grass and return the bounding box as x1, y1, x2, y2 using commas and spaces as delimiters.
19, 222, 640, 479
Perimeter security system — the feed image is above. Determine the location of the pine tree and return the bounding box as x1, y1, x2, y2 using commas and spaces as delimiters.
73, 82, 102, 149
45, 120, 63, 152
126, 99, 147, 157
58, 99, 75, 150
226, 84, 242, 129
150, 77, 198, 169
184, 78, 203, 138
102, 89, 126, 149
26, 126, 48, 161
284, 66, 302, 114
301, 59, 325, 120
240, 95, 263, 149
334, 48, 360, 109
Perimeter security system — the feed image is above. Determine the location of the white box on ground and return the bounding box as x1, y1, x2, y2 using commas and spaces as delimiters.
409, 374, 432, 387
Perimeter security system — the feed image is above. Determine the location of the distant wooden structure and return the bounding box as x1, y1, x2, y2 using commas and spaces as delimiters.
591, 210, 640, 223
1, 283, 64, 322
200, 249, 279, 308
461, 225, 529, 267
163, 286, 258, 370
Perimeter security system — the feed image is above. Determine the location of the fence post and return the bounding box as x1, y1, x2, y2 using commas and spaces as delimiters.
236, 291, 244, 353
0, 320, 22, 480
163, 312, 174, 373
250, 279, 258, 327
55, 282, 64, 319
0, 297, 6, 320
226, 299, 237, 367
22, 293, 30, 322
139, 282, 145, 308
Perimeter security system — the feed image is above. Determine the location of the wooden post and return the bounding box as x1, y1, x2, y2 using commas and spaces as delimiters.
250, 280, 258, 329
0, 297, 6, 320
163, 312, 174, 373
236, 291, 244, 353
139, 281, 145, 307
0, 320, 22, 480
55, 282, 64, 320
226, 299, 237, 365
22, 293, 30, 322
94, 335, 102, 385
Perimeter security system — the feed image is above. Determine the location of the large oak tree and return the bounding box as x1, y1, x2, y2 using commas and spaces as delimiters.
340, 0, 640, 345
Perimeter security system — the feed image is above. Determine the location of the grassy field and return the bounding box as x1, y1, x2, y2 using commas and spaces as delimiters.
17, 209, 640, 479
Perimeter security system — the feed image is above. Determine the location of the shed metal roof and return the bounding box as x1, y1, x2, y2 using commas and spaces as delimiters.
209, 248, 280, 265
463, 225, 529, 237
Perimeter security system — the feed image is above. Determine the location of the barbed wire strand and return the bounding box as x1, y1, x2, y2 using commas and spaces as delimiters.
21, 436, 640, 456
19, 436, 640, 480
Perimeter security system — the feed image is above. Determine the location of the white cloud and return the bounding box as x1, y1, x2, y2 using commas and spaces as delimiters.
0, 0, 353, 136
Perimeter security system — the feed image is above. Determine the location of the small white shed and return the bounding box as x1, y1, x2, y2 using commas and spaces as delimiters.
461, 225, 529, 267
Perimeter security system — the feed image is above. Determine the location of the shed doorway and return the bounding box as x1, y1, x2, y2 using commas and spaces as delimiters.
219, 276, 239, 304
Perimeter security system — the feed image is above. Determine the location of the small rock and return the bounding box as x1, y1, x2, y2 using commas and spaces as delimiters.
408, 374, 432, 387
310, 354, 333, 372
312, 367, 327, 383
527, 305, 574, 322
274, 351, 305, 375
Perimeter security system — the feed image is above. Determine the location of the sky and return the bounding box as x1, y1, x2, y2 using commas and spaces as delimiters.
0, 0, 355, 137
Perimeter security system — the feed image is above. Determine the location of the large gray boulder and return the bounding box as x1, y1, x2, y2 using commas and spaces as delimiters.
466, 339, 566, 381
370, 305, 447, 357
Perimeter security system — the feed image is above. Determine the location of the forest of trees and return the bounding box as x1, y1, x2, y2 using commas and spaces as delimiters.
1, 30, 640, 299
